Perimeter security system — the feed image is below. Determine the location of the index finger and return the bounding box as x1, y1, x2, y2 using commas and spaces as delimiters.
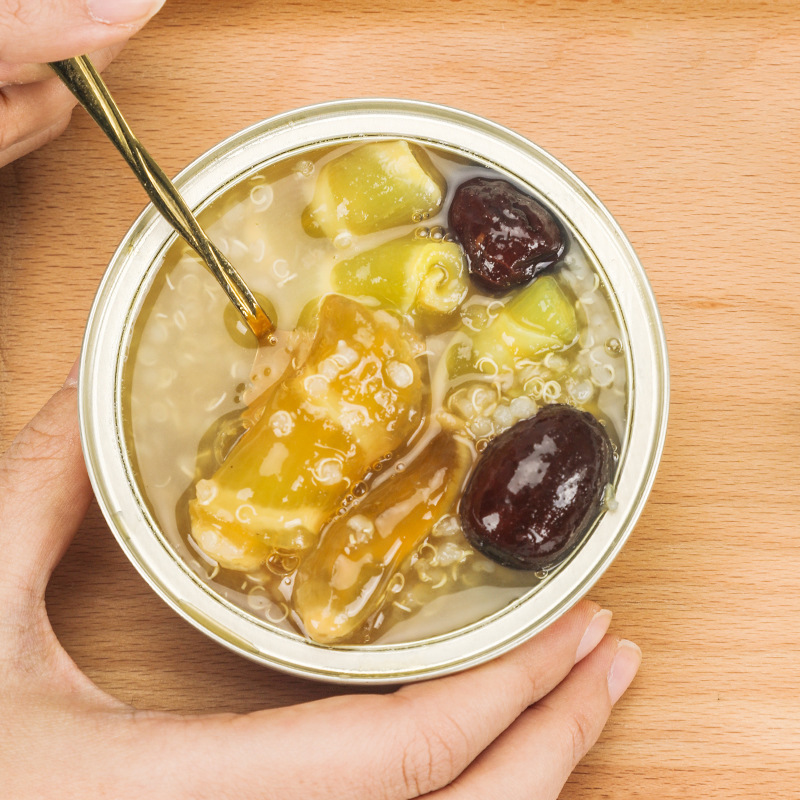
136, 600, 610, 800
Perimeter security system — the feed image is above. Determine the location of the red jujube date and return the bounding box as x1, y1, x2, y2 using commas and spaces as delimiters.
459, 404, 613, 570
448, 177, 565, 293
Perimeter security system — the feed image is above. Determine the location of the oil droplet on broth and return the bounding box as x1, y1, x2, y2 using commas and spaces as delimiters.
605, 336, 623, 356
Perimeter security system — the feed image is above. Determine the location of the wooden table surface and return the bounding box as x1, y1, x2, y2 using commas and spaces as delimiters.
1, 1, 798, 796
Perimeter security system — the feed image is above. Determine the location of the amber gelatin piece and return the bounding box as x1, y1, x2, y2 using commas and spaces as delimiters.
293, 431, 472, 644
189, 294, 426, 567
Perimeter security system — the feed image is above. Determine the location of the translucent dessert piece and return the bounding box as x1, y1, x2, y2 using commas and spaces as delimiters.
332, 234, 468, 315
302, 141, 446, 239
189, 294, 426, 566
293, 431, 472, 644
452, 275, 578, 375
191, 501, 271, 572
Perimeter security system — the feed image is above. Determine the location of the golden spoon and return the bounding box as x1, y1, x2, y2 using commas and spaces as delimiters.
49, 55, 275, 341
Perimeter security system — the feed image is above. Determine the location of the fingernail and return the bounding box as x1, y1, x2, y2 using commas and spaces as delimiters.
63, 358, 80, 388
88, 0, 165, 25
575, 608, 612, 663
607, 640, 642, 705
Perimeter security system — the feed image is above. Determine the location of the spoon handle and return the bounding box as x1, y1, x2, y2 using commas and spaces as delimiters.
49, 55, 274, 340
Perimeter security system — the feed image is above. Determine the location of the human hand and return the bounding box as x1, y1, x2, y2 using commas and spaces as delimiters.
0, 367, 641, 799
0, 0, 165, 167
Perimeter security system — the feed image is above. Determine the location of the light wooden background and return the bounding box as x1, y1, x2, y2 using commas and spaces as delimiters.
1, 1, 798, 797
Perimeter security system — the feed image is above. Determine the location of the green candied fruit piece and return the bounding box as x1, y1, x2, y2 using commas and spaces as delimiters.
331, 234, 468, 315
189, 294, 426, 565
302, 141, 445, 239
293, 431, 472, 644
465, 275, 578, 374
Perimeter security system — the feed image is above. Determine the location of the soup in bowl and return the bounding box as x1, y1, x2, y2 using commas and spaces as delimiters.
80, 100, 668, 682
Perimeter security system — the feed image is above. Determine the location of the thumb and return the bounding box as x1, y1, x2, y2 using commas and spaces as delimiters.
0, 364, 92, 603
0, 0, 165, 64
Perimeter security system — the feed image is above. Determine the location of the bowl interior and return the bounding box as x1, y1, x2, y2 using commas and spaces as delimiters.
79, 99, 668, 683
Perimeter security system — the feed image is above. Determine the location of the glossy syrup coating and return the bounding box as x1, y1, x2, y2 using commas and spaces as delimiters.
459, 404, 614, 570
448, 177, 565, 293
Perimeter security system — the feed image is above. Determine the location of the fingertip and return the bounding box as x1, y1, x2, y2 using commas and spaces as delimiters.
607, 639, 642, 705
575, 608, 613, 663
63, 358, 81, 389
87, 0, 166, 27
501, 598, 605, 675
556, 597, 604, 637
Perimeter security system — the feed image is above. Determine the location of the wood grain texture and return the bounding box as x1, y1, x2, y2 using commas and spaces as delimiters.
1, 0, 799, 797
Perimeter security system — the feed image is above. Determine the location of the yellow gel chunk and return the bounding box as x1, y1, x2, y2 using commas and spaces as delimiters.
332, 234, 468, 315
453, 275, 578, 375
302, 141, 445, 239
189, 294, 426, 565
293, 431, 472, 644
190, 489, 272, 572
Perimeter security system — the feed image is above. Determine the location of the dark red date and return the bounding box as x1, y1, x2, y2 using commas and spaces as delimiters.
459, 404, 613, 570
448, 177, 565, 293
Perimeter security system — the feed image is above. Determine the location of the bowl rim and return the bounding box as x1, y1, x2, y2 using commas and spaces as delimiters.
79, 98, 669, 684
